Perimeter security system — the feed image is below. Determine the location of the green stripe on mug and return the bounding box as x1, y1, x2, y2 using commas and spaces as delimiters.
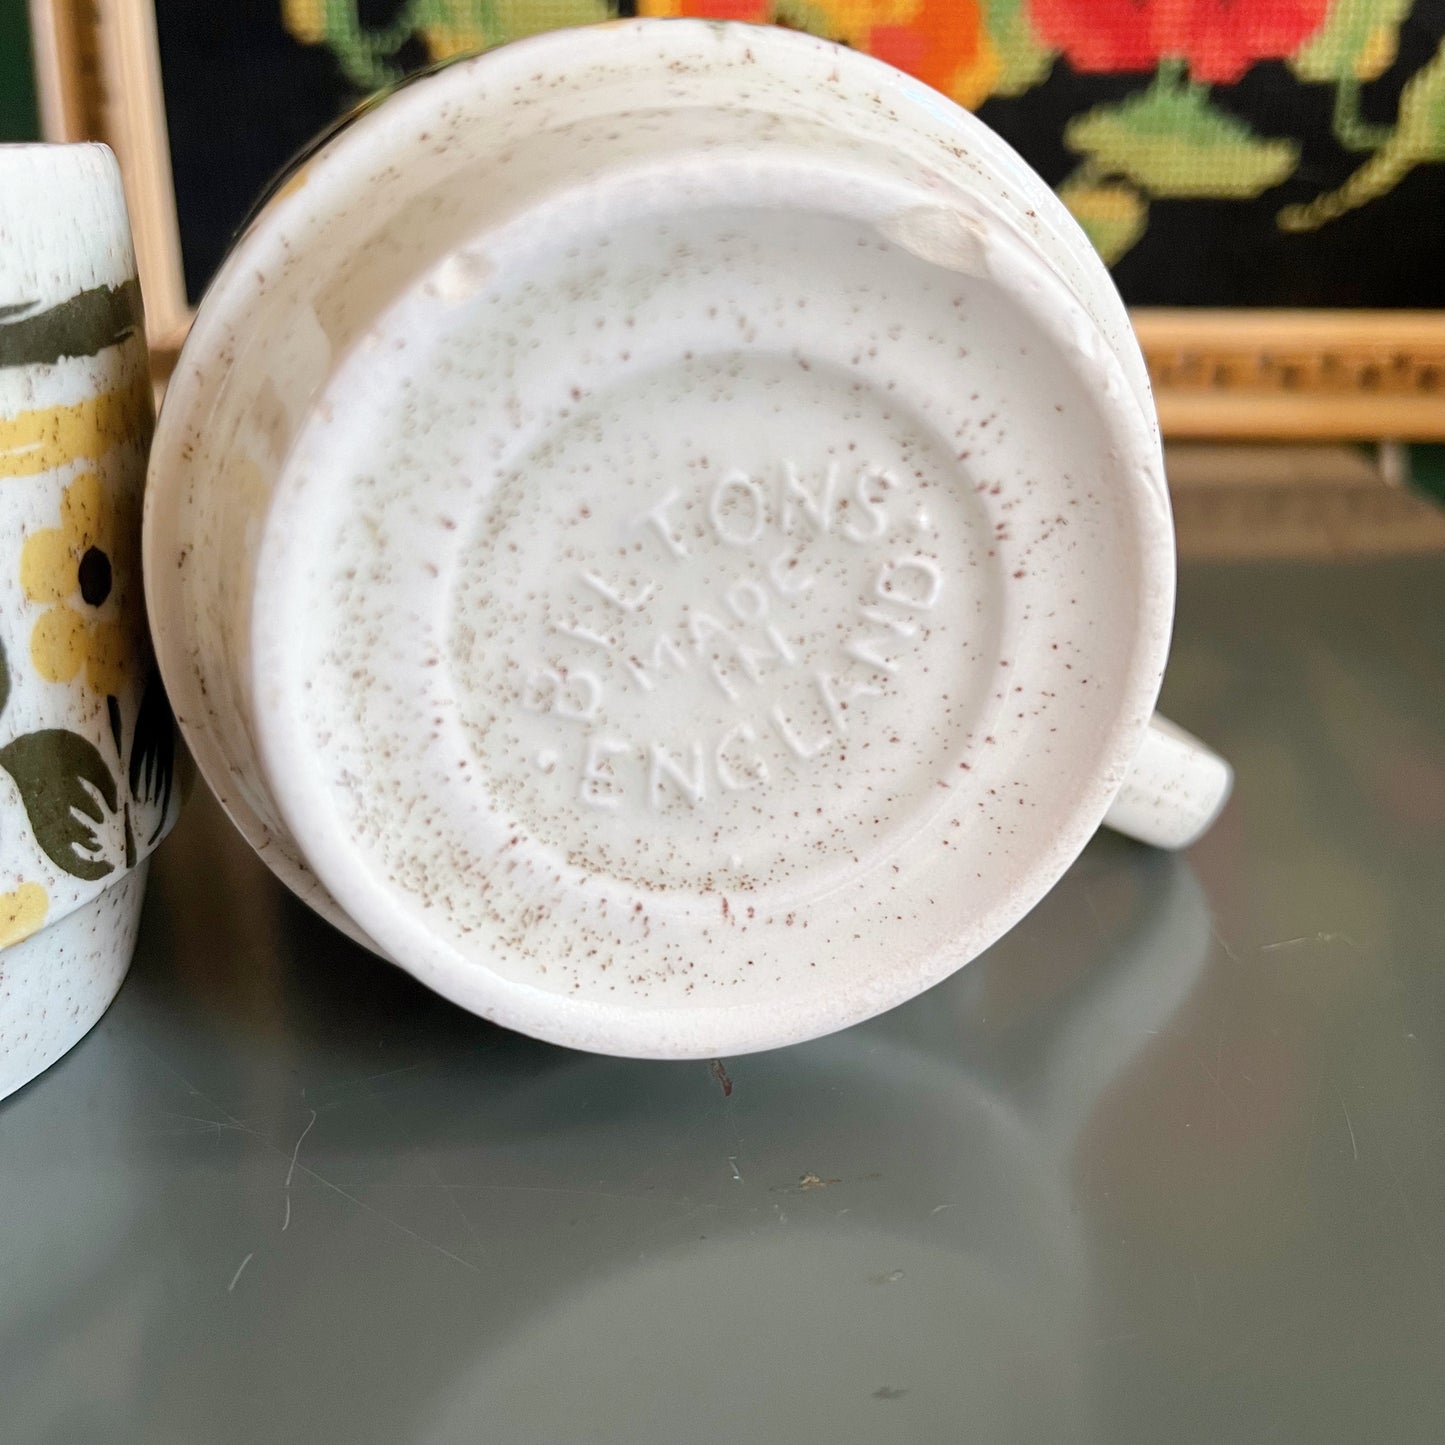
0, 278, 143, 369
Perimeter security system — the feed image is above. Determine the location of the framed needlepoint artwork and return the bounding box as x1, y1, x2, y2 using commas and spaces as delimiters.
28, 0, 1445, 437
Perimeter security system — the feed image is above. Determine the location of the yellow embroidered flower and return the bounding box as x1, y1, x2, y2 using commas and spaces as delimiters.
1352, 23, 1397, 80
20, 472, 131, 695
280, 0, 327, 45
0, 883, 47, 948
1059, 178, 1148, 265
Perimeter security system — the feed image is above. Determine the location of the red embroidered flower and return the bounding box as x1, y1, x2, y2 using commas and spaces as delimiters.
1029, 0, 1331, 84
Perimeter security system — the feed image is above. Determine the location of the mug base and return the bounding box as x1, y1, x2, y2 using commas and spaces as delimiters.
251, 168, 1167, 1055
0, 864, 149, 1103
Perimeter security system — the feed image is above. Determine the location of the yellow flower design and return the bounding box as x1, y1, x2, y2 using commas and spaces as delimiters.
20, 473, 131, 696
0, 883, 47, 947
0, 372, 149, 482
280, 0, 327, 45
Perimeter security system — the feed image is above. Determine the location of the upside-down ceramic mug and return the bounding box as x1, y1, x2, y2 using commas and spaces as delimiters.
0, 145, 181, 1100
145, 20, 1231, 1058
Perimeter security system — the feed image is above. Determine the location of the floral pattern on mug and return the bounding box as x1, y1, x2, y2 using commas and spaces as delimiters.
21, 472, 131, 695
0, 266, 180, 907
0, 882, 48, 948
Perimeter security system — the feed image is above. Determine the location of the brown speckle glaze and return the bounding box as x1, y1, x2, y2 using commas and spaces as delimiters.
144, 21, 1226, 1058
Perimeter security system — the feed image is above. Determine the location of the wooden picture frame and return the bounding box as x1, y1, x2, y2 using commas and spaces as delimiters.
28, 0, 1445, 438
31, 0, 189, 366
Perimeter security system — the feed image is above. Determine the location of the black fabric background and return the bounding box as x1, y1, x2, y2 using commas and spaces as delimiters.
156, 0, 1445, 307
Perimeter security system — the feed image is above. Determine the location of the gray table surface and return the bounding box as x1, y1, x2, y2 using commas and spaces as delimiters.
2, 557, 1442, 1444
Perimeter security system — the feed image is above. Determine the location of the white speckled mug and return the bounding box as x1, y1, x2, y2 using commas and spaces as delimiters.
0, 146, 181, 1100
146, 21, 1230, 1058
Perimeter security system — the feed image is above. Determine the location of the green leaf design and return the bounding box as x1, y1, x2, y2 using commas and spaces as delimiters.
0, 730, 119, 882
1383, 40, 1445, 161
1281, 40, 1445, 230
1292, 0, 1410, 84
1067, 77, 1298, 199
284, 0, 614, 90
129, 669, 177, 845
489, 0, 609, 42
768, 0, 855, 41
985, 0, 1056, 98
0, 280, 143, 370
289, 0, 434, 89
0, 638, 9, 722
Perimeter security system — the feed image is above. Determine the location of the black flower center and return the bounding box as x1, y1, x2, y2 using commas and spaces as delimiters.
78, 546, 112, 607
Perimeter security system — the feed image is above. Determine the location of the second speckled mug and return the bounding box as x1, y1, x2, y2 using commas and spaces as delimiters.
145, 21, 1230, 1058
0, 145, 181, 1099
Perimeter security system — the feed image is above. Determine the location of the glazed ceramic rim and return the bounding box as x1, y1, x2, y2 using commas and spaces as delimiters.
147, 21, 1174, 1054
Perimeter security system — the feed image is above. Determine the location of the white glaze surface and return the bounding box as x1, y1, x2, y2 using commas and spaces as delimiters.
253, 176, 1169, 1052
0, 858, 147, 1102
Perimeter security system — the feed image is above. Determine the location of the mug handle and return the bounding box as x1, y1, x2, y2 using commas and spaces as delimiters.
1103, 714, 1233, 849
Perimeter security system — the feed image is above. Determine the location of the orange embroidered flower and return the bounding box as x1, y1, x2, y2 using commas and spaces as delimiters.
20, 473, 131, 696
639, 0, 1000, 108
865, 0, 1001, 110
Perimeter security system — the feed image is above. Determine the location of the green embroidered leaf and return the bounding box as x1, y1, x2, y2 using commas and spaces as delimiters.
986, 0, 1056, 98
1280, 41, 1445, 230
284, 0, 614, 90
129, 669, 177, 845
0, 638, 9, 721
766, 0, 854, 43
0, 729, 119, 882
1292, 0, 1410, 83
283, 0, 442, 90
1059, 177, 1148, 264
1067, 81, 1298, 199
1395, 41, 1445, 161
489, 0, 609, 43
